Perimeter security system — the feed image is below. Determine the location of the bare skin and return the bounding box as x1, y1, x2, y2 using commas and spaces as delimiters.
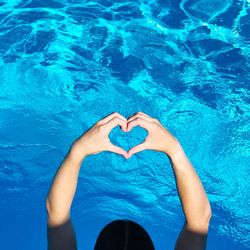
46, 111, 212, 248
46, 112, 129, 226
126, 113, 212, 233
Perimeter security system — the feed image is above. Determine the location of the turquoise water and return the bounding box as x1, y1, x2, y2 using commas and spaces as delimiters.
0, 0, 249, 249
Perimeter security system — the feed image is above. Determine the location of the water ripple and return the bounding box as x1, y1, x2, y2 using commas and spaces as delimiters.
0, 0, 249, 249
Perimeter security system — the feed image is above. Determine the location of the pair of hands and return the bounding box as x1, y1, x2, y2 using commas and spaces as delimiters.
70, 112, 181, 161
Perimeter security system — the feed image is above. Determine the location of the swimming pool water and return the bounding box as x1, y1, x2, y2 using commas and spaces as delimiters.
0, 0, 249, 249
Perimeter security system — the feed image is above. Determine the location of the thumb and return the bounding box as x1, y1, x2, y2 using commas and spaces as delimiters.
108, 143, 128, 159
127, 141, 148, 158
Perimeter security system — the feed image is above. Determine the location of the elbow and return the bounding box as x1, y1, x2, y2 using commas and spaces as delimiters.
45, 198, 70, 226
45, 198, 51, 215
187, 202, 212, 233
199, 203, 212, 233
198, 201, 212, 230
199, 202, 212, 232
204, 201, 212, 224
45, 198, 55, 217
45, 198, 57, 217
207, 203, 212, 222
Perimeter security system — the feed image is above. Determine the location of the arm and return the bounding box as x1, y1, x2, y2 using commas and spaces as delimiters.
45, 150, 85, 227
45, 112, 128, 249
168, 146, 212, 233
126, 112, 212, 250
46, 112, 128, 225
168, 146, 211, 250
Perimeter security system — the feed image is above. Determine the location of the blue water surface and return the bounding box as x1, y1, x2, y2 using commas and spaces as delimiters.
0, 0, 249, 249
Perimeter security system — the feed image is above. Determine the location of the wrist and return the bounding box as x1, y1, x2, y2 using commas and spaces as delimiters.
168, 147, 186, 163
68, 140, 88, 163
163, 141, 185, 160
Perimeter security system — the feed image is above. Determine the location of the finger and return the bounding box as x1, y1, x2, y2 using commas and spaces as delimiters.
126, 117, 152, 132
127, 113, 156, 123
102, 117, 127, 133
127, 141, 148, 158
107, 143, 128, 158
137, 111, 150, 116
127, 111, 151, 120
97, 112, 127, 125
133, 111, 151, 118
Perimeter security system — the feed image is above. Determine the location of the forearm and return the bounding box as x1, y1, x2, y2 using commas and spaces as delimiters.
45, 113, 128, 226
46, 146, 85, 226
167, 144, 212, 232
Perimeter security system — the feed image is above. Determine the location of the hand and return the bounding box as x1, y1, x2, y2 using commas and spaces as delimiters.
70, 112, 129, 161
126, 112, 182, 158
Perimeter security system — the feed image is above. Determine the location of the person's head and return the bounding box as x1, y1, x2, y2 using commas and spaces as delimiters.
94, 219, 155, 250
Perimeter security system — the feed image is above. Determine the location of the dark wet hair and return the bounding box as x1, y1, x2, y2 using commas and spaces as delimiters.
94, 220, 155, 250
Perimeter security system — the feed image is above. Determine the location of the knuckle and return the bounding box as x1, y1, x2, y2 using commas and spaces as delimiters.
131, 118, 139, 124
96, 125, 101, 132
139, 111, 148, 116
129, 115, 137, 120
150, 123, 158, 131
98, 125, 105, 132
131, 117, 139, 123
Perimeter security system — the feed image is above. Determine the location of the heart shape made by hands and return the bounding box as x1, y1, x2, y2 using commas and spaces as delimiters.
109, 124, 148, 153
